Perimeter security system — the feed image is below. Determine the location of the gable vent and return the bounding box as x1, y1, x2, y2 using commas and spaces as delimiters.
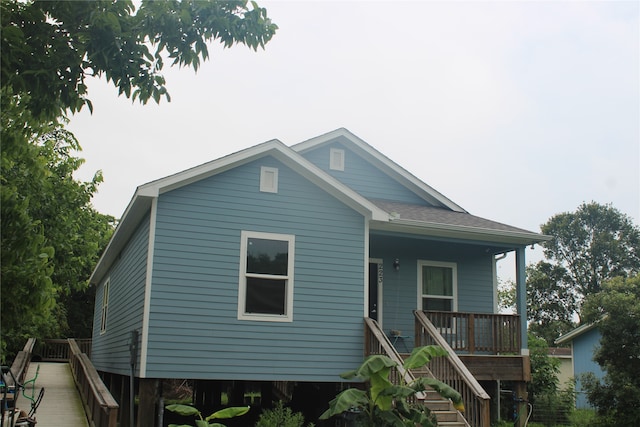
260, 166, 279, 193
330, 148, 345, 171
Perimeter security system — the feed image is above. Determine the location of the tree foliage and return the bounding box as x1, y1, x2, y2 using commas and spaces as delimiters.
1, 92, 116, 360
1, 0, 277, 360
541, 202, 640, 299
527, 333, 560, 400
1, 0, 278, 121
580, 275, 640, 427
528, 202, 640, 344
526, 261, 577, 344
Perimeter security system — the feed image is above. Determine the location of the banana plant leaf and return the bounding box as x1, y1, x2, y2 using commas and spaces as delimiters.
319, 388, 369, 419
403, 345, 448, 371
206, 406, 250, 420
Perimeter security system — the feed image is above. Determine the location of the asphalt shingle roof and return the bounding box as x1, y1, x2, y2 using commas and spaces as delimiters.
371, 199, 538, 235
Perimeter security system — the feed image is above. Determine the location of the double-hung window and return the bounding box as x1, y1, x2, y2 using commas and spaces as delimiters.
418, 261, 457, 330
418, 261, 457, 312
238, 231, 295, 322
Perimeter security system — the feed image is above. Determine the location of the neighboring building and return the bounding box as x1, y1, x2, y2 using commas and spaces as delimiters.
556, 323, 605, 409
89, 128, 549, 426
548, 347, 574, 389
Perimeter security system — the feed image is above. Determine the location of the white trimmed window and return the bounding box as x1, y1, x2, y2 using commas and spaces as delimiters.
260, 166, 278, 193
418, 261, 457, 312
100, 279, 110, 334
330, 148, 345, 171
238, 231, 295, 322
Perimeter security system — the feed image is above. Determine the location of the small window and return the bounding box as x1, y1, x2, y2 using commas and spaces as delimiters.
260, 166, 278, 193
330, 148, 345, 171
100, 279, 110, 334
238, 231, 295, 322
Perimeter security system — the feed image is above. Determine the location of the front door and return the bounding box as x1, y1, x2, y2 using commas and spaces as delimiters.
368, 261, 382, 321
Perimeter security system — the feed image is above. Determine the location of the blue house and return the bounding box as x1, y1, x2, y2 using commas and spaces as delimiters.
556, 322, 605, 409
89, 128, 548, 426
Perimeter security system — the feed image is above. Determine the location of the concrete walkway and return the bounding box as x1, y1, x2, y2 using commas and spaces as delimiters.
18, 362, 88, 427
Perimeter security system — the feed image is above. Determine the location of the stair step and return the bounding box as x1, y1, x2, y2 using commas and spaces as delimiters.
433, 410, 460, 422
424, 399, 452, 411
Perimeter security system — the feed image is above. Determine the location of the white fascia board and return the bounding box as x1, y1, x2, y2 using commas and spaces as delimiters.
373, 218, 551, 246
293, 128, 467, 213
89, 192, 154, 285
136, 139, 284, 197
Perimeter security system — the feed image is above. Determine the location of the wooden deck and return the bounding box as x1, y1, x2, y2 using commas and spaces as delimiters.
22, 362, 88, 427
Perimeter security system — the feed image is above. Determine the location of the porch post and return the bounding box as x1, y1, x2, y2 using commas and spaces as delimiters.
515, 247, 528, 353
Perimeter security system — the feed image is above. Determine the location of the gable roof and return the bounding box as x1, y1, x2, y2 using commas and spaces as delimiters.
292, 128, 467, 212
555, 321, 601, 345
293, 128, 549, 247
90, 139, 389, 284
90, 129, 550, 285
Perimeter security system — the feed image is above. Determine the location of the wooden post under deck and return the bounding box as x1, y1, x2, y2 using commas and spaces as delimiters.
137, 378, 159, 427
513, 381, 528, 427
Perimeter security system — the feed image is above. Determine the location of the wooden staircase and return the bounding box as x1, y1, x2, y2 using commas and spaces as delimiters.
365, 318, 470, 427
408, 361, 469, 427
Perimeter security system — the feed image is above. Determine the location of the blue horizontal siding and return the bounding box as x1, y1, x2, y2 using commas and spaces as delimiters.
302, 142, 430, 205
91, 215, 149, 375
574, 328, 604, 409
145, 156, 366, 381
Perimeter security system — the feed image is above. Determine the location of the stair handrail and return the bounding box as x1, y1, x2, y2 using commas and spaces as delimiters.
364, 318, 420, 393
414, 310, 490, 427
8, 338, 36, 386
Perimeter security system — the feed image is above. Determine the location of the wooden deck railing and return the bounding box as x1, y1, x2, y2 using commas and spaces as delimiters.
68, 339, 119, 427
415, 311, 490, 427
423, 310, 521, 354
36, 339, 93, 361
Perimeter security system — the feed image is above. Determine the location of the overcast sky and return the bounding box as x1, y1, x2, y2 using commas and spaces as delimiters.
68, 0, 639, 276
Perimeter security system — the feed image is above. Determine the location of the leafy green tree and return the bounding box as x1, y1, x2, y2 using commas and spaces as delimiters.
528, 202, 640, 344
1, 92, 57, 360
580, 275, 640, 427
526, 262, 577, 344
541, 202, 640, 300
497, 278, 516, 314
527, 333, 560, 399
1, 0, 278, 122
1, 92, 115, 360
1, 0, 276, 359
526, 334, 577, 426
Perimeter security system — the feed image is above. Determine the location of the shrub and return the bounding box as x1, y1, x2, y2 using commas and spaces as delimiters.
255, 401, 314, 427
567, 409, 597, 427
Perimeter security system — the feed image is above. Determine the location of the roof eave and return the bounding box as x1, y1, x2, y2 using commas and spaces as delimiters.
555, 319, 603, 345
372, 218, 551, 246
89, 192, 153, 285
